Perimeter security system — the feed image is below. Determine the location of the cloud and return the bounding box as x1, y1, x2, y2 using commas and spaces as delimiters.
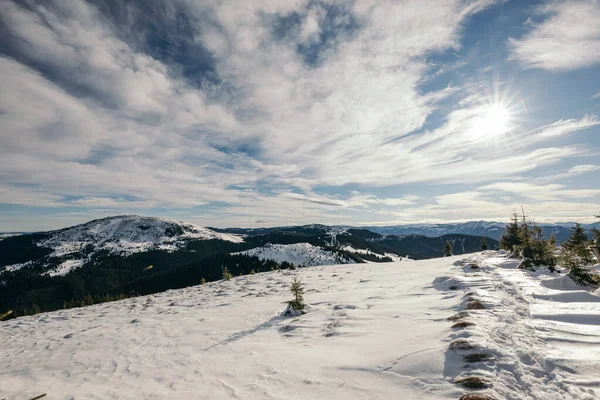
0, 0, 598, 230
382, 188, 600, 225
479, 181, 600, 202
509, 1, 600, 71
567, 164, 600, 175
535, 114, 600, 137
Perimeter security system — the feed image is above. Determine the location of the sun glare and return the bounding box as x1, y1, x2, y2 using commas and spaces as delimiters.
469, 103, 513, 138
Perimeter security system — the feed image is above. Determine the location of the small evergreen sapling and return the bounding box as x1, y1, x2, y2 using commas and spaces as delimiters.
444, 240, 453, 257
281, 271, 306, 317
480, 237, 489, 251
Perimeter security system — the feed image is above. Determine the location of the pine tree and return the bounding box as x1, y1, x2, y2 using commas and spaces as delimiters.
499, 213, 522, 256
222, 267, 232, 281
533, 225, 543, 240
444, 240, 453, 257
480, 236, 489, 251
592, 213, 600, 261
592, 227, 600, 247
289, 272, 305, 310
567, 223, 589, 247
564, 223, 593, 265
549, 232, 557, 247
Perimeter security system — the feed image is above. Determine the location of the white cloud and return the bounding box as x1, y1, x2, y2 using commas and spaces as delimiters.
509, 1, 600, 71
479, 181, 600, 202
0, 0, 599, 230
535, 114, 600, 137
535, 164, 600, 183
567, 164, 600, 175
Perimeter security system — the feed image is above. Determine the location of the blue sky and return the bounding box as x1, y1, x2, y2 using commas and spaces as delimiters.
1, 0, 599, 231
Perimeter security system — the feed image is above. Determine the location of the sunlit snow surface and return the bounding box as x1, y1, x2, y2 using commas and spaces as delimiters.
1, 252, 599, 399
233, 242, 357, 266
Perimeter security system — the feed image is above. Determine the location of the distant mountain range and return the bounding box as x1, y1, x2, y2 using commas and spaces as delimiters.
362, 221, 599, 243
0, 215, 498, 317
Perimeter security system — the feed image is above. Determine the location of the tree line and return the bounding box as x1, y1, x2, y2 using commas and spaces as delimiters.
497, 209, 599, 285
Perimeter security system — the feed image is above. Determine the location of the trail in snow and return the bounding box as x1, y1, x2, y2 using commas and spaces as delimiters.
439, 252, 600, 400
1, 252, 598, 399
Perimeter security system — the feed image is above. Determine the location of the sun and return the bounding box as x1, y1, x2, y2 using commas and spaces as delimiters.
469, 103, 513, 138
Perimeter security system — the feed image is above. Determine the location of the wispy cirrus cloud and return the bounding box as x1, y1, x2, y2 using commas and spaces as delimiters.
0, 0, 599, 231
509, 0, 600, 71
535, 114, 600, 137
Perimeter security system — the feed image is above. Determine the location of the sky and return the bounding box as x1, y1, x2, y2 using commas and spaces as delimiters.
1, 0, 599, 231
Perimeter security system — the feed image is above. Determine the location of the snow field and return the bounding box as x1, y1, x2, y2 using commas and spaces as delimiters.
1, 258, 468, 399
1, 252, 599, 399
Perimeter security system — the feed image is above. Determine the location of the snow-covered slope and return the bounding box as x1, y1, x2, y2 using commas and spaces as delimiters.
40, 215, 243, 257
2, 215, 244, 276
340, 245, 404, 262
233, 242, 356, 266
0, 232, 22, 241
3, 252, 598, 399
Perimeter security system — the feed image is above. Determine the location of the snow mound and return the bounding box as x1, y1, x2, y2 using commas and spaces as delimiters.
541, 275, 588, 291
233, 243, 356, 266
39, 215, 243, 258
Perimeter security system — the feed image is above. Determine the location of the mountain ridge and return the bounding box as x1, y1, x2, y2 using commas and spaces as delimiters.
0, 215, 498, 317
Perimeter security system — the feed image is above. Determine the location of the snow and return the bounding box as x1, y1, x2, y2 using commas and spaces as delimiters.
0, 232, 22, 240
2, 260, 33, 273
45, 259, 87, 277
39, 216, 244, 258
233, 243, 356, 266
20, 216, 245, 276
340, 245, 404, 262
1, 251, 599, 399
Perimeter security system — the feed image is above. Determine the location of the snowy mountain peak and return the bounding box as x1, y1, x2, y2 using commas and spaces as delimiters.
41, 215, 243, 253
8, 215, 245, 276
